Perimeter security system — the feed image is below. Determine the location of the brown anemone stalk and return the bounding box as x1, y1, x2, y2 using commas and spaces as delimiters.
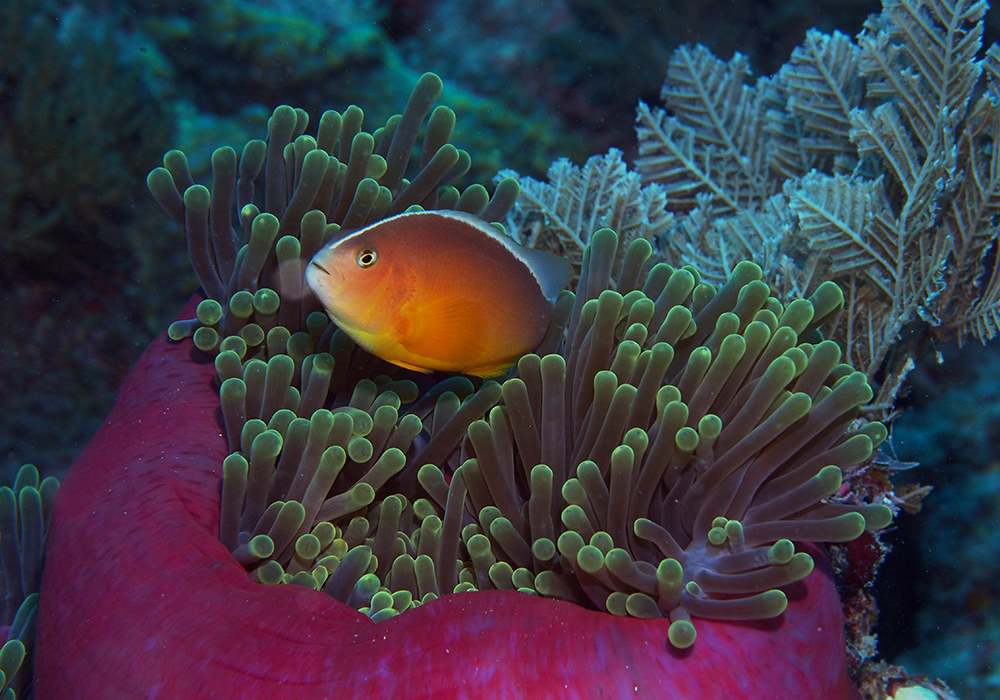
35, 74, 886, 698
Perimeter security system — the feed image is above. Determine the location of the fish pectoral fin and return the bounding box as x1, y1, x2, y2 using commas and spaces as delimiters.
399, 295, 486, 363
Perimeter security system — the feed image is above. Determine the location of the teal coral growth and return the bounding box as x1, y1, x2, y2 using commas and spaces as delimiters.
0, 0, 186, 479
129, 0, 580, 185
141, 0, 386, 109
0, 0, 173, 281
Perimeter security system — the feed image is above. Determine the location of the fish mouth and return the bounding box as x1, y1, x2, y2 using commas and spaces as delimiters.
307, 259, 345, 293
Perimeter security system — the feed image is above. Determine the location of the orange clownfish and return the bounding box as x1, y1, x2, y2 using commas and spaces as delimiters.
305, 210, 573, 377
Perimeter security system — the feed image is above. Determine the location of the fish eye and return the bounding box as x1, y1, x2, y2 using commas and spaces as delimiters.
356, 248, 377, 268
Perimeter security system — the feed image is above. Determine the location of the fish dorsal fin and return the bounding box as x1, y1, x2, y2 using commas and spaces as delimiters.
432, 211, 574, 302
399, 293, 486, 365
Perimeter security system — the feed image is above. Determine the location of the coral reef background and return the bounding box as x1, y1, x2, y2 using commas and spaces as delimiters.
1, 0, 999, 696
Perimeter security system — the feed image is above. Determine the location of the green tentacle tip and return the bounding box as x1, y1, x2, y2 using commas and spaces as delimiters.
861, 421, 889, 447
0, 640, 25, 678
196, 299, 224, 326
674, 426, 699, 453
667, 620, 697, 649
229, 290, 255, 319
163, 148, 190, 172
352, 573, 380, 602
707, 527, 727, 546
809, 280, 845, 316
306, 311, 329, 338
369, 590, 394, 615
14, 463, 38, 490
223, 451, 248, 476
276, 235, 301, 261
832, 512, 867, 541
248, 535, 275, 559
576, 544, 605, 575
295, 534, 322, 560
658, 558, 684, 588
415, 71, 445, 99
627, 236, 653, 259
215, 353, 242, 386
758, 589, 789, 617
219, 336, 248, 359
489, 176, 521, 212
769, 539, 795, 565
193, 326, 220, 352
732, 260, 763, 281
392, 589, 414, 612
370, 607, 399, 623
697, 414, 722, 441
531, 537, 556, 562
239, 323, 265, 348
211, 145, 237, 169
624, 592, 661, 619
723, 520, 744, 546
347, 436, 374, 463
288, 571, 318, 589
790, 552, 815, 581
220, 376, 247, 401
167, 318, 198, 341
253, 288, 281, 316
606, 591, 629, 616
183, 184, 211, 211
864, 504, 894, 531
146, 166, 176, 198
815, 465, 844, 495
256, 560, 284, 585
252, 430, 284, 460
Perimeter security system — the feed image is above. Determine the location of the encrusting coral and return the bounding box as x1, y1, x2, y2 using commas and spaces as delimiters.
35, 72, 889, 698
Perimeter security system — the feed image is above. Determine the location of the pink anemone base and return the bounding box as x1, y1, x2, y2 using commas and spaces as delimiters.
36, 297, 863, 699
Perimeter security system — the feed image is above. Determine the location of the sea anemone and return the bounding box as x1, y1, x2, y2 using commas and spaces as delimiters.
36, 73, 887, 698
0, 464, 54, 699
